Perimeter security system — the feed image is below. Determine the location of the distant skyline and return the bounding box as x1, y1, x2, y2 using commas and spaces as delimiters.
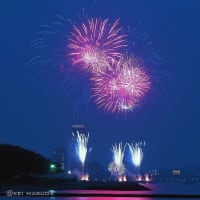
1, 0, 200, 170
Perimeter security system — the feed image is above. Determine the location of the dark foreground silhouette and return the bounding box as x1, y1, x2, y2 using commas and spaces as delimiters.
0, 178, 149, 191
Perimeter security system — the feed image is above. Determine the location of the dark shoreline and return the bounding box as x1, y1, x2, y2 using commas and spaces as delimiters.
0, 180, 150, 192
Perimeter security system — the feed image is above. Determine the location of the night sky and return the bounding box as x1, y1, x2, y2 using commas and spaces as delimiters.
1, 0, 200, 170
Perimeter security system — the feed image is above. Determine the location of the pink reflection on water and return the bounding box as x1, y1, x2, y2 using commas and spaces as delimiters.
63, 183, 154, 195
52, 183, 200, 199
64, 189, 153, 195
57, 197, 153, 200
55, 184, 155, 200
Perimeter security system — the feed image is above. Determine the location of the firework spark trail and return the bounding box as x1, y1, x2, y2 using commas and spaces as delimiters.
27, 14, 156, 115
128, 142, 145, 168
68, 18, 127, 72
91, 55, 151, 113
112, 142, 126, 167
73, 131, 89, 168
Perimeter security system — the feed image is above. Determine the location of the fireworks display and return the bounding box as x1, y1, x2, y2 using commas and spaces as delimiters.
108, 141, 146, 180
67, 16, 153, 113
28, 13, 155, 114
73, 131, 89, 169
128, 141, 145, 169
91, 56, 151, 113
68, 18, 127, 72
112, 143, 126, 167
108, 161, 126, 177
26, 6, 160, 182
71, 132, 147, 180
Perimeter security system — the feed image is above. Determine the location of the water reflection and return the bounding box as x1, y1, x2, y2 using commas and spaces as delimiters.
1, 183, 200, 200
62, 188, 153, 195
55, 198, 153, 200
50, 183, 200, 200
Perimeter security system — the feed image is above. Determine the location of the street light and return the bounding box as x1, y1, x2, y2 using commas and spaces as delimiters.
50, 164, 56, 170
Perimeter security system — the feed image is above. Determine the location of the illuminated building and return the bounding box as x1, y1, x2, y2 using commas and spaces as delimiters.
172, 169, 181, 175
148, 169, 159, 176
52, 149, 66, 170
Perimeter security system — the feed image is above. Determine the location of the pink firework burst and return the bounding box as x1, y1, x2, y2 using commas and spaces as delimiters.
68, 18, 127, 72
91, 56, 151, 113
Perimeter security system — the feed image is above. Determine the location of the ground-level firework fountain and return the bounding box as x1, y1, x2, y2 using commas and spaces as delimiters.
128, 141, 145, 181
73, 131, 89, 181
108, 143, 127, 182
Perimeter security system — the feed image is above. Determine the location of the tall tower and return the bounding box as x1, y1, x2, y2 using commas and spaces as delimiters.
72, 124, 86, 135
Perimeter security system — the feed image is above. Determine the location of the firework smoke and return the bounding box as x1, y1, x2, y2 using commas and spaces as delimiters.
108, 143, 127, 178
108, 161, 126, 177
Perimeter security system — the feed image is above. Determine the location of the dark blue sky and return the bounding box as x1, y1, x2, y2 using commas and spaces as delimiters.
1, 0, 200, 170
